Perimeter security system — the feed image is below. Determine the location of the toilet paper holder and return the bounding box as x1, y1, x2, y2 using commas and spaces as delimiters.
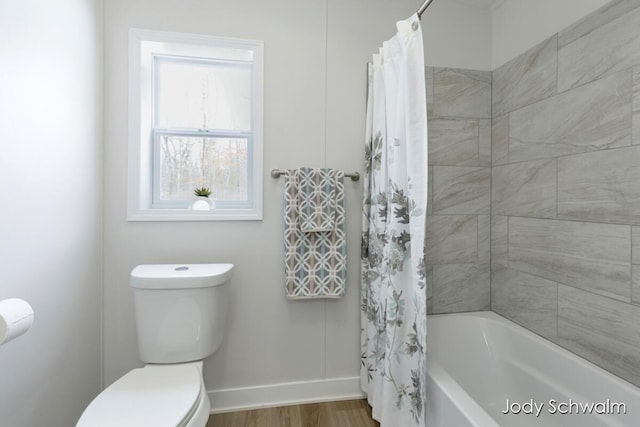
0, 298, 34, 347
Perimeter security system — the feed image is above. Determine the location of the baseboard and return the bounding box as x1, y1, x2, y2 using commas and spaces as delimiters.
208, 376, 365, 414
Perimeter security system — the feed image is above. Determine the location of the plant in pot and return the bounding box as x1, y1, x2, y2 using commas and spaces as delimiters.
189, 186, 216, 211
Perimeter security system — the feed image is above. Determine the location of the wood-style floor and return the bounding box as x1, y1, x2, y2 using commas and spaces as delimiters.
207, 399, 380, 427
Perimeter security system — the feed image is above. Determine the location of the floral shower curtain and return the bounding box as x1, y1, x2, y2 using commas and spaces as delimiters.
360, 14, 428, 427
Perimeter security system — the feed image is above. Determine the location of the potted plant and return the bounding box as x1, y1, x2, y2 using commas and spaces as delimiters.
194, 187, 212, 198
189, 186, 216, 211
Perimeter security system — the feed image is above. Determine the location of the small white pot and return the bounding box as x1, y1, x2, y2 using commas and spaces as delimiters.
189, 196, 216, 211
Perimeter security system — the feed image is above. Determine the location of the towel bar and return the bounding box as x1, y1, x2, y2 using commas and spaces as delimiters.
270, 169, 360, 181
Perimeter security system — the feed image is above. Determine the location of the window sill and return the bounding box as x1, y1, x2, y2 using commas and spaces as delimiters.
127, 208, 262, 222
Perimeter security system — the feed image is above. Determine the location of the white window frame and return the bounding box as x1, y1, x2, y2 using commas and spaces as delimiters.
127, 28, 264, 221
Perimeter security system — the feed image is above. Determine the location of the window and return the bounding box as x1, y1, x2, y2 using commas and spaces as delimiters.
128, 29, 263, 220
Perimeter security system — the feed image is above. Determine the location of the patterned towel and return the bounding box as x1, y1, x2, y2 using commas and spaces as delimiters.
295, 168, 338, 232
284, 168, 346, 299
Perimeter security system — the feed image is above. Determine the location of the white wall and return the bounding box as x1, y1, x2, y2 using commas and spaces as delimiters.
0, 1, 103, 425
102, 0, 489, 410
492, 0, 612, 68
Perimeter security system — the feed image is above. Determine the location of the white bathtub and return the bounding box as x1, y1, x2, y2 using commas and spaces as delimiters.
426, 311, 640, 426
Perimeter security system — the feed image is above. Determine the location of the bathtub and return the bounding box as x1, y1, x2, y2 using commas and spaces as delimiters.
426, 311, 640, 426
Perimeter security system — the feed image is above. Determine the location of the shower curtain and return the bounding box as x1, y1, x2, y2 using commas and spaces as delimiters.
360, 14, 428, 427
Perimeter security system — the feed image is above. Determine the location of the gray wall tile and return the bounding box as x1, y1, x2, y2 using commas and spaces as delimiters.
558, 0, 640, 48
433, 167, 490, 214
491, 114, 508, 166
426, 215, 477, 264
558, 284, 640, 387
557, 6, 640, 92
633, 265, 640, 307
492, 159, 556, 219
509, 217, 631, 302
429, 118, 479, 166
478, 119, 491, 167
491, 215, 508, 271
633, 227, 640, 265
425, 66, 434, 118
633, 67, 640, 145
427, 264, 433, 313
509, 72, 631, 163
492, 36, 557, 117
558, 146, 640, 224
427, 61, 491, 316
488, 0, 640, 388
427, 166, 433, 215
434, 68, 491, 119
492, 268, 558, 340
478, 215, 490, 264
432, 264, 490, 313
477, 264, 491, 311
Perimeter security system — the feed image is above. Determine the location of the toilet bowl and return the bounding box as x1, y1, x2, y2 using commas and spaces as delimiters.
77, 362, 210, 427
77, 264, 233, 427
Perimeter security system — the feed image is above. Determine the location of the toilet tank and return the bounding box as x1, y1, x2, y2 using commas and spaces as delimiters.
130, 264, 233, 364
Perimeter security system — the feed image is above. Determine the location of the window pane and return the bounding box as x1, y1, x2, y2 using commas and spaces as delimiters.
158, 135, 248, 202
156, 59, 252, 130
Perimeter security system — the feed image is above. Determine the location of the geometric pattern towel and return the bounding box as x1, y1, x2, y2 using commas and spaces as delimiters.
295, 167, 337, 232
284, 168, 346, 299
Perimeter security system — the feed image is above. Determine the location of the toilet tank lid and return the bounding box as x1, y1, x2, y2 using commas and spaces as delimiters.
130, 263, 234, 289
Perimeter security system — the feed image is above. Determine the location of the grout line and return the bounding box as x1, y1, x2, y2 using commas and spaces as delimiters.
556, 282, 560, 339
489, 72, 494, 311
555, 157, 558, 219
489, 70, 498, 311
629, 66, 637, 146
494, 143, 640, 168
631, 227, 634, 305
476, 114, 480, 163
505, 266, 632, 309
555, 34, 559, 97
427, 263, 477, 266
489, 95, 493, 311
428, 163, 488, 168
499, 213, 639, 227
506, 215, 509, 270
555, 280, 634, 307
506, 113, 509, 165
427, 262, 487, 266
476, 215, 479, 268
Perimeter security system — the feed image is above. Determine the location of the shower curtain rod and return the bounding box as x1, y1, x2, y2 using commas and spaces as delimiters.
417, 0, 436, 19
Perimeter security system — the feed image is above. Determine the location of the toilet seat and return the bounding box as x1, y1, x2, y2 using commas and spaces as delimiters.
77, 363, 204, 427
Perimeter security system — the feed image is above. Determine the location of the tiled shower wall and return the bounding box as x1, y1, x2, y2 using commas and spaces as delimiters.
490, 0, 640, 387
425, 67, 492, 314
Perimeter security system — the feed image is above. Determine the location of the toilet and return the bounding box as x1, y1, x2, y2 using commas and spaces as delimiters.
77, 263, 233, 427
